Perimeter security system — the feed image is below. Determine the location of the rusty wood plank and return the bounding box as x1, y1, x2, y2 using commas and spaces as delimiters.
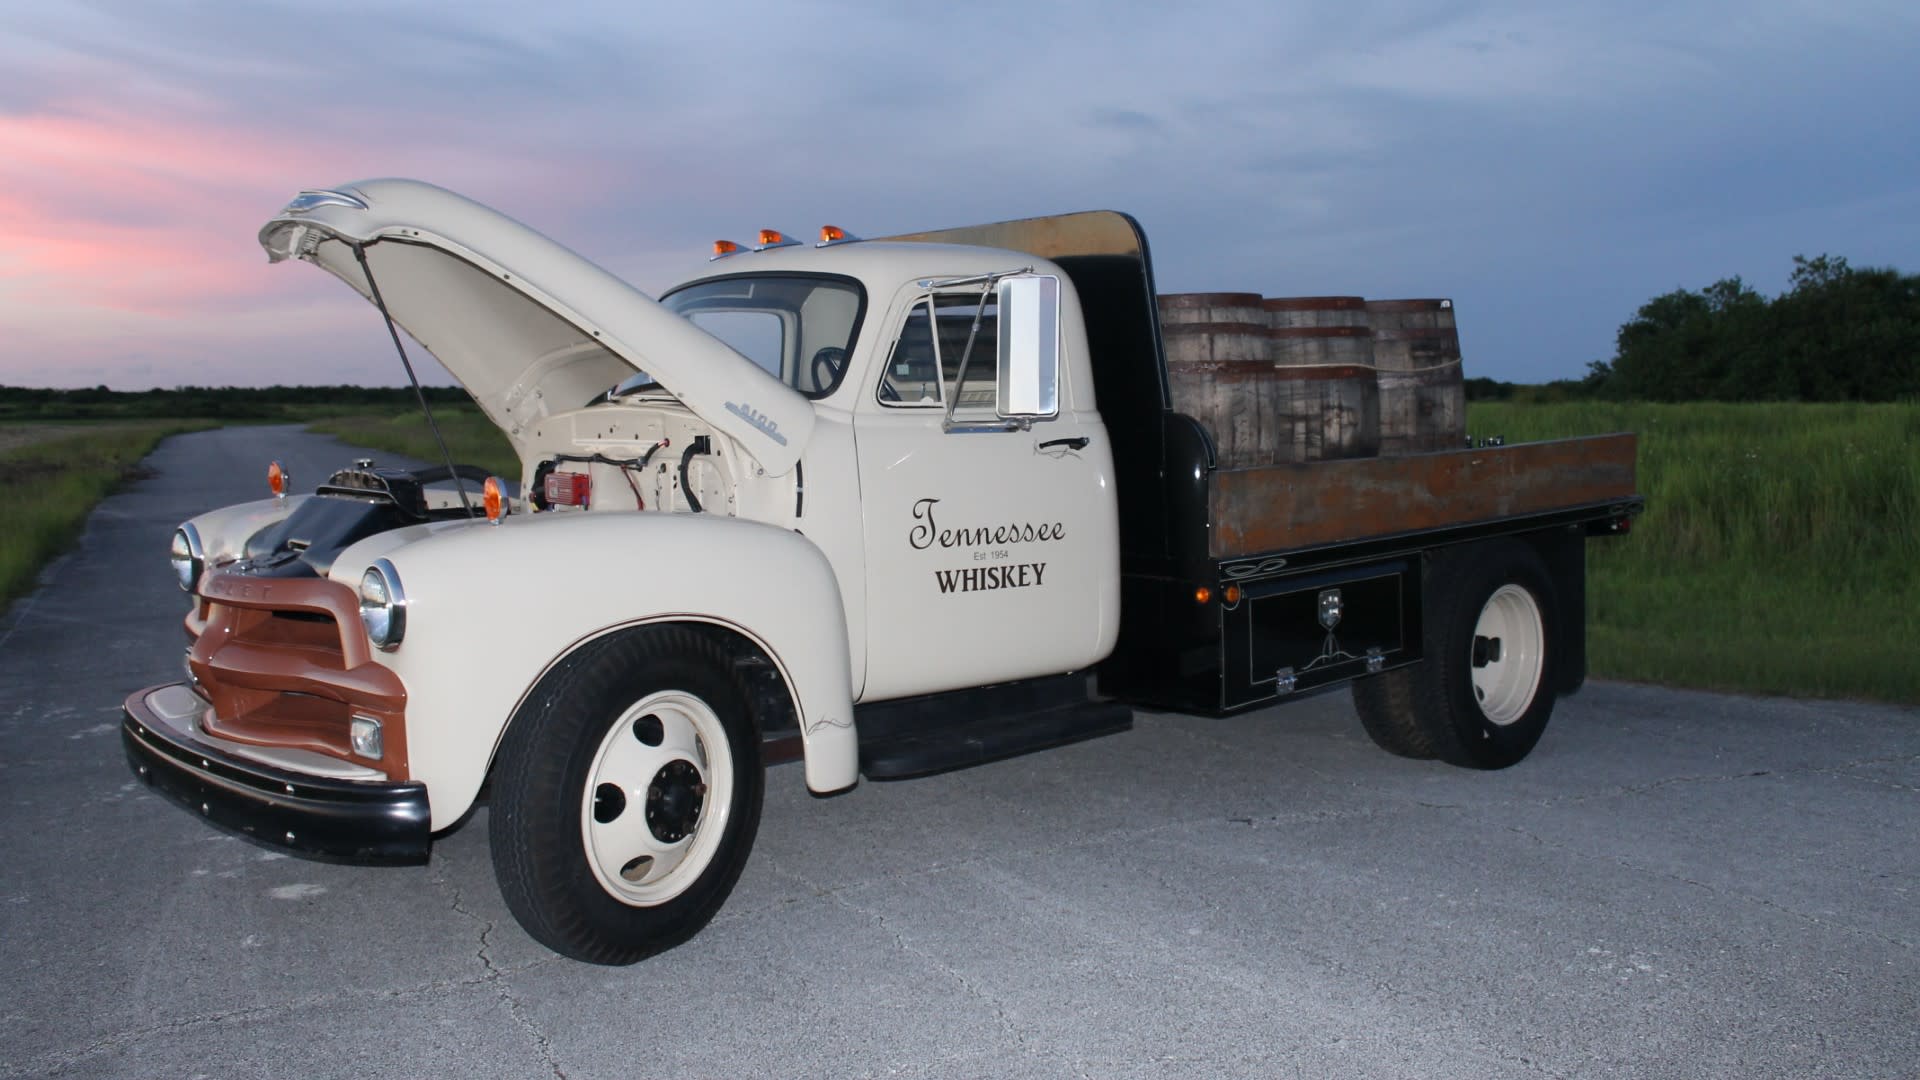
1209, 433, 1638, 559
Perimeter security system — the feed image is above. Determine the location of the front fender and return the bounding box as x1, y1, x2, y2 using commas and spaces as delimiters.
332, 512, 856, 829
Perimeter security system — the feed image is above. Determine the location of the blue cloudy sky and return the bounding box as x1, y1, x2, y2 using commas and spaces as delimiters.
2, 0, 1916, 388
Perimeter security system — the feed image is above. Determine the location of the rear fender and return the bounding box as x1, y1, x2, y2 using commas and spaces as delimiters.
333, 512, 856, 830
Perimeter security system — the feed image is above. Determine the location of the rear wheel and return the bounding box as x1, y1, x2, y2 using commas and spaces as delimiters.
489, 627, 762, 964
1351, 667, 1436, 759
1353, 540, 1559, 770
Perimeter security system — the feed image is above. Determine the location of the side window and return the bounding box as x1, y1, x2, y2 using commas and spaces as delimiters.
879, 299, 942, 405
878, 292, 1001, 409
689, 310, 786, 380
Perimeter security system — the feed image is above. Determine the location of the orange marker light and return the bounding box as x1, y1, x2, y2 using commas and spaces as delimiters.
1194, 585, 1212, 605
712, 239, 741, 258
757, 229, 788, 247
1224, 585, 1242, 605
267, 460, 287, 497
483, 476, 508, 524
820, 225, 847, 244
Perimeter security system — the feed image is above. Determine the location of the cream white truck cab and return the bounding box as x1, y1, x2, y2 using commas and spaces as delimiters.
123, 180, 1640, 964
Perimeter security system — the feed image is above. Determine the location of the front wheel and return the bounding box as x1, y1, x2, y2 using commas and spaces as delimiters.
489, 627, 762, 964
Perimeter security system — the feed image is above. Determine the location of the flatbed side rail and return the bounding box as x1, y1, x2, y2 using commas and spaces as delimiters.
1210, 433, 1639, 563
1212, 495, 1642, 582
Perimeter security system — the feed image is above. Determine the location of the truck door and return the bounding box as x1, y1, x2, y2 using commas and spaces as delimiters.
853, 279, 1117, 702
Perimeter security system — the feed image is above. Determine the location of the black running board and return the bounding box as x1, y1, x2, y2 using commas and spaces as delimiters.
856, 673, 1134, 780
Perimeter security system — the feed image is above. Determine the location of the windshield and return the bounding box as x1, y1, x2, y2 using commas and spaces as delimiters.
633, 273, 865, 399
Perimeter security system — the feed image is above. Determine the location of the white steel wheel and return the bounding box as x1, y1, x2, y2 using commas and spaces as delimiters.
490, 628, 763, 965
581, 690, 735, 906
1469, 583, 1547, 726
1398, 539, 1561, 770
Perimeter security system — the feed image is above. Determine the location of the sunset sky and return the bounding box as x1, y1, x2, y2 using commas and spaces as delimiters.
2, 0, 1916, 388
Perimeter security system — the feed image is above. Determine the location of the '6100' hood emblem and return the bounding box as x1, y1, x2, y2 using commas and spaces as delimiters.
724, 401, 787, 446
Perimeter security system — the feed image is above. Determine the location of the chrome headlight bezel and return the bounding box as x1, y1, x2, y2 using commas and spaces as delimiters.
170, 524, 205, 593
359, 559, 407, 651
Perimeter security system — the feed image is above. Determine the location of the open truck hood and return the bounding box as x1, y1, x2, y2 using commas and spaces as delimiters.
259, 179, 813, 475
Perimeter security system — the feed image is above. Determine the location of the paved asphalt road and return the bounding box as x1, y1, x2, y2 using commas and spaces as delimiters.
1, 424, 1915, 1079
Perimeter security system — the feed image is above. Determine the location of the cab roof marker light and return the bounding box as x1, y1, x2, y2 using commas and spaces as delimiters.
710, 240, 744, 260
817, 225, 861, 247
754, 229, 799, 251
268, 460, 289, 499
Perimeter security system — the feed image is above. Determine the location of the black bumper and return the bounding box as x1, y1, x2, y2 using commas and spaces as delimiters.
122, 683, 430, 864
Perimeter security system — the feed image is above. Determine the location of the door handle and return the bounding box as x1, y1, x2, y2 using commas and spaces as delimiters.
1038, 436, 1090, 451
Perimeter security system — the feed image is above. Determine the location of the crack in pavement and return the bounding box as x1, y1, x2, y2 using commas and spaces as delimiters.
818, 885, 1037, 1060
429, 853, 569, 1080
763, 850, 1044, 1073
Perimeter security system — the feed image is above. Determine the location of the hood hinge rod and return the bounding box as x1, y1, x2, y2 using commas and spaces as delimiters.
352, 242, 476, 519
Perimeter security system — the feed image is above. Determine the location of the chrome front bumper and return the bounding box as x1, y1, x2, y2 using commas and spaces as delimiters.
121, 682, 430, 863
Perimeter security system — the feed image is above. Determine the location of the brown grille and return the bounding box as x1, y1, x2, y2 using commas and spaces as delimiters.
189, 571, 409, 778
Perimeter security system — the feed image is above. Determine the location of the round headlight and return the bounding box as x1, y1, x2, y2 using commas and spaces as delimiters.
359, 559, 407, 650
170, 524, 205, 592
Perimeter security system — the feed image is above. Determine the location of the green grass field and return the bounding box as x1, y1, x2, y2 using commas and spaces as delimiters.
308, 408, 518, 478
0, 421, 215, 606
1470, 402, 1920, 703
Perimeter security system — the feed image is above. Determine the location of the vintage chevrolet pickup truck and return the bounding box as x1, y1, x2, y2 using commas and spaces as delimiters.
124, 180, 1639, 963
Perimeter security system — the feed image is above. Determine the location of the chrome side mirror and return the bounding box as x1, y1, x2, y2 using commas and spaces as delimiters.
996, 274, 1060, 419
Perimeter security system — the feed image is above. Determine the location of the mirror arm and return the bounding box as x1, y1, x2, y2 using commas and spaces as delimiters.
942, 280, 996, 428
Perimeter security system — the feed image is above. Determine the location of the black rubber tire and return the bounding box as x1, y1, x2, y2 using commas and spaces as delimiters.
1351, 668, 1437, 759
488, 627, 763, 964
1398, 540, 1560, 770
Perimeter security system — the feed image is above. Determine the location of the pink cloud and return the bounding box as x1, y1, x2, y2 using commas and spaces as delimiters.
0, 104, 362, 316
0, 98, 646, 386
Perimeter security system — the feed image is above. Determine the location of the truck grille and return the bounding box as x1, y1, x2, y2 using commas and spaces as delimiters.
188, 570, 409, 778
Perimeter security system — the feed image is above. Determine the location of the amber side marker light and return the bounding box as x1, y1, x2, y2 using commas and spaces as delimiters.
267, 460, 288, 498
483, 476, 509, 525
1194, 585, 1212, 605
1224, 585, 1242, 606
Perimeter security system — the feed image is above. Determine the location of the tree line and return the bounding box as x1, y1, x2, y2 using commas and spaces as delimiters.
1468, 254, 1919, 402
0, 385, 473, 421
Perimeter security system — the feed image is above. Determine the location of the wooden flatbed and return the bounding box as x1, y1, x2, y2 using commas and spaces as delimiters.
1209, 433, 1639, 560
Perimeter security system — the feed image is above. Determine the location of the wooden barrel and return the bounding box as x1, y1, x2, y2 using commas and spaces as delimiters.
1377, 362, 1467, 455
1368, 298, 1465, 454
1268, 325, 1374, 367
1270, 364, 1380, 462
1365, 299, 1459, 371
1157, 292, 1265, 326
1264, 296, 1368, 329
1166, 359, 1281, 468
1365, 298, 1457, 332
1161, 322, 1268, 368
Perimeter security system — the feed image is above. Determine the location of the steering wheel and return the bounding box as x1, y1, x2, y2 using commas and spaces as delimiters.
810, 347, 848, 392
